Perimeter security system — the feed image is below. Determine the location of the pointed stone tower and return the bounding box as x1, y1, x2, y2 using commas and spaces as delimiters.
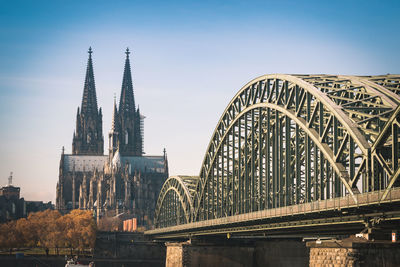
72, 47, 104, 155
109, 96, 119, 162
57, 47, 168, 223
117, 48, 143, 156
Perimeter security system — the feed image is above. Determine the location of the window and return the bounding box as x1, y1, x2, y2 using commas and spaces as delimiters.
125, 130, 129, 144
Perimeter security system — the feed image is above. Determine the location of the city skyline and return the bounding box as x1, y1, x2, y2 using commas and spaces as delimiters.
0, 0, 399, 202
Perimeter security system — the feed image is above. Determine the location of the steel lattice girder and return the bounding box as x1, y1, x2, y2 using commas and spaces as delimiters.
154, 74, 400, 229
154, 175, 198, 228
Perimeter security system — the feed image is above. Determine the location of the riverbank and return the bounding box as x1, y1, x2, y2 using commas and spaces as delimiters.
0, 255, 164, 267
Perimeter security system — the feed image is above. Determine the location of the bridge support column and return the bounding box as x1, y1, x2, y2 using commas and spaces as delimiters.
165, 240, 255, 267
165, 238, 308, 267
165, 241, 190, 267
307, 237, 400, 267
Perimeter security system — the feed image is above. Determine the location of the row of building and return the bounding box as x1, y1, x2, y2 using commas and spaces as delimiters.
0, 173, 53, 223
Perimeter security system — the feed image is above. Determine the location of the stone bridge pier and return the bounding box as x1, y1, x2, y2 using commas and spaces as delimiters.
165, 236, 400, 267
165, 237, 309, 267
307, 237, 400, 267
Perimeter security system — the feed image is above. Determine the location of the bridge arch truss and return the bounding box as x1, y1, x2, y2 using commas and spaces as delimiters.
154, 74, 400, 228
154, 175, 198, 228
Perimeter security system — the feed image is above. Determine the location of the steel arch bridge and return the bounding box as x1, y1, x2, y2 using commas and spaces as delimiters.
150, 74, 400, 238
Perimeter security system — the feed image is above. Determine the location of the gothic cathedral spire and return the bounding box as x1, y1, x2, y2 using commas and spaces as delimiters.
116, 48, 143, 156
72, 47, 104, 155
81, 47, 98, 114
109, 95, 119, 161
119, 48, 135, 116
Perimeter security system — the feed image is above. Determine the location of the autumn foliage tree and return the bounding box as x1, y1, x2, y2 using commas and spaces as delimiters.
0, 209, 96, 251
63, 210, 96, 250
0, 221, 19, 250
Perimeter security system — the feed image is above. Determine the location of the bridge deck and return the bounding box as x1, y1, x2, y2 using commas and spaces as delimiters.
147, 188, 400, 238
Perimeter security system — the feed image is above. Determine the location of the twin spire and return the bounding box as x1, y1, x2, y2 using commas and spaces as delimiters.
75, 47, 142, 156
81, 46, 136, 119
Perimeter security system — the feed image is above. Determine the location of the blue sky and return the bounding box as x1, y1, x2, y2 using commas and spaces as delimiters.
0, 0, 399, 202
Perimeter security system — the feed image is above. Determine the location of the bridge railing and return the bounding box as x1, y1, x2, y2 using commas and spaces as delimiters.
149, 187, 400, 234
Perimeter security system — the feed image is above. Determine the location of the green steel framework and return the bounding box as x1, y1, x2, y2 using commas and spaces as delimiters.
154, 74, 400, 229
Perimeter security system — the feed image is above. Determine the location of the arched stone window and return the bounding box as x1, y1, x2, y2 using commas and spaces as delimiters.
125, 130, 129, 145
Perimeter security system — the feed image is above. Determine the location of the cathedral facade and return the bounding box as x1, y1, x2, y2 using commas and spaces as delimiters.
56, 48, 168, 227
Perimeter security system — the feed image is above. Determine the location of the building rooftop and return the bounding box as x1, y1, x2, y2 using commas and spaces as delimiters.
63, 154, 166, 173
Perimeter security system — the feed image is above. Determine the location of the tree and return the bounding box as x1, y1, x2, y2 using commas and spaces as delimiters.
38, 210, 62, 250
68, 210, 96, 250
15, 218, 31, 247
53, 215, 67, 255
0, 221, 19, 252
0, 209, 96, 252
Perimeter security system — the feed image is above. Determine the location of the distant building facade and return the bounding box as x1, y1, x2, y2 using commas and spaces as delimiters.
0, 174, 25, 222
0, 173, 54, 223
56, 48, 168, 227
0, 184, 20, 200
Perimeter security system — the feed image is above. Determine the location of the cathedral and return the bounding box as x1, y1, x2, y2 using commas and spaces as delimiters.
56, 48, 168, 227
